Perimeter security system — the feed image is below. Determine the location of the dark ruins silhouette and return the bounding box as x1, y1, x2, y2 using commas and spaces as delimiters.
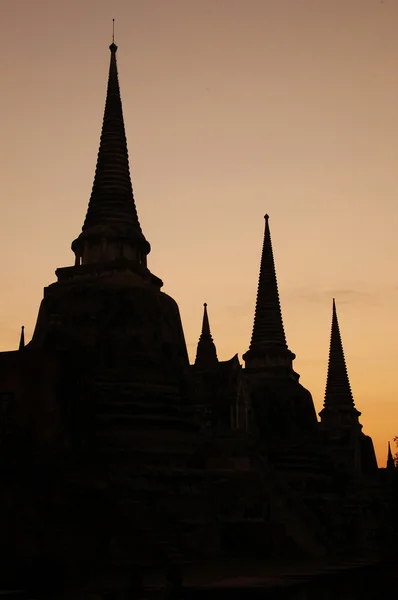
0, 40, 397, 597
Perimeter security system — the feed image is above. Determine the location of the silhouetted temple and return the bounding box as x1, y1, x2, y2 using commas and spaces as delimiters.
0, 40, 396, 595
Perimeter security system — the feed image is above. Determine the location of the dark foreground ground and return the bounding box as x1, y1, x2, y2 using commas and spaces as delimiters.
2, 554, 398, 599
0, 555, 396, 599
181, 558, 395, 599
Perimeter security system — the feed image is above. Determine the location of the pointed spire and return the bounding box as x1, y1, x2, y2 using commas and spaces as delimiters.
387, 441, 395, 470
323, 299, 358, 411
195, 303, 218, 368
248, 215, 287, 351
72, 38, 150, 261
19, 326, 25, 351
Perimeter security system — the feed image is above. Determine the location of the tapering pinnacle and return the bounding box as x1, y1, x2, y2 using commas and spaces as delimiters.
248, 214, 287, 351
195, 303, 218, 368
323, 299, 356, 409
19, 325, 25, 351
77, 41, 149, 252
387, 441, 395, 469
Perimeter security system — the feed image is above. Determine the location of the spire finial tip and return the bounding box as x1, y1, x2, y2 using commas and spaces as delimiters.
110, 18, 117, 51
264, 213, 269, 221
204, 302, 207, 308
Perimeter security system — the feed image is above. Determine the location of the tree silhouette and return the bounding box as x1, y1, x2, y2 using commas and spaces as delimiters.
393, 436, 398, 464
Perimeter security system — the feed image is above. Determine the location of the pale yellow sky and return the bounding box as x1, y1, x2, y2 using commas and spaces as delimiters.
1, 0, 397, 466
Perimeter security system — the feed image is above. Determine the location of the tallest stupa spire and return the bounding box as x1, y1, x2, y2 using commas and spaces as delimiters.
83, 36, 144, 236
71, 33, 150, 266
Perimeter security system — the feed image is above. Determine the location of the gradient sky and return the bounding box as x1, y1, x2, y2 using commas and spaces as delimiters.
1, 0, 397, 466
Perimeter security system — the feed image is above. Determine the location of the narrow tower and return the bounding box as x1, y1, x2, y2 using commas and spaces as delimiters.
319, 299, 361, 423
243, 215, 318, 445
243, 215, 296, 376
319, 299, 377, 475
195, 303, 218, 369
69, 39, 159, 287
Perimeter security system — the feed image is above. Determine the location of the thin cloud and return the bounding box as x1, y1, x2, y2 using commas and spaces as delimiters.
283, 284, 398, 307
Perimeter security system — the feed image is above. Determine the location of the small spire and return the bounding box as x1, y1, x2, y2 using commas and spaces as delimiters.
387, 441, 395, 470
195, 303, 218, 368
19, 325, 25, 351
201, 303, 211, 336
248, 214, 287, 351
322, 299, 358, 411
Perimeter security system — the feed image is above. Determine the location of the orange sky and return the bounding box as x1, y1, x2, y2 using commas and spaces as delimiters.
1, 0, 397, 466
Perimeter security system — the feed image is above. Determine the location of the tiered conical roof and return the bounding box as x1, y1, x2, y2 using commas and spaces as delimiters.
195, 303, 218, 368
246, 215, 289, 353
322, 299, 359, 412
72, 40, 149, 255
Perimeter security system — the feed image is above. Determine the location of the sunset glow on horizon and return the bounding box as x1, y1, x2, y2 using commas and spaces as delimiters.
1, 0, 398, 466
